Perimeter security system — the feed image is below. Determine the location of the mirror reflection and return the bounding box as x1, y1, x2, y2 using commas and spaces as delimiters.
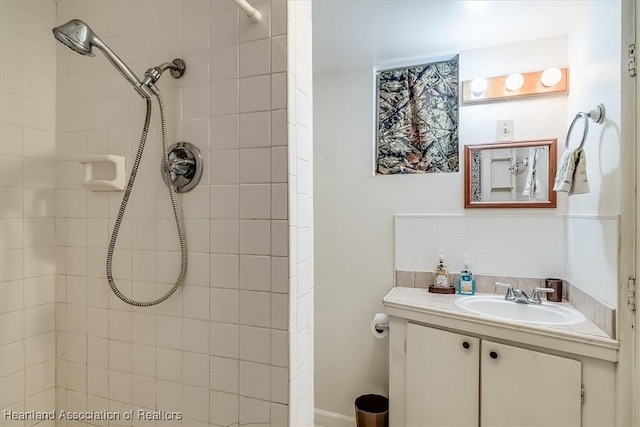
464, 139, 557, 208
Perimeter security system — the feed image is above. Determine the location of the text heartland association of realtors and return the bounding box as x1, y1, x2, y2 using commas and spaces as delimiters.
3, 409, 183, 421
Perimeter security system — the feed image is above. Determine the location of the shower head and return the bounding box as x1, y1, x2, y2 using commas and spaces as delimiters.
53, 19, 95, 56
53, 19, 152, 98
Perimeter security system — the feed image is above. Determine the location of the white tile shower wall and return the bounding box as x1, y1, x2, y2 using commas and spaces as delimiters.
0, 0, 57, 422
287, 1, 314, 426
566, 215, 618, 308
395, 215, 565, 278
54, 1, 302, 426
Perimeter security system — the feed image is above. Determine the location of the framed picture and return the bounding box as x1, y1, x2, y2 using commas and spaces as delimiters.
375, 56, 459, 175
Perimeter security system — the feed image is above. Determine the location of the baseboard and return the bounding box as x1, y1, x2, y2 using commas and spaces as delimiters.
314, 408, 355, 427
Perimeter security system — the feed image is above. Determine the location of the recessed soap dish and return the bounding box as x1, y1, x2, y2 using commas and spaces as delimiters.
77, 155, 125, 191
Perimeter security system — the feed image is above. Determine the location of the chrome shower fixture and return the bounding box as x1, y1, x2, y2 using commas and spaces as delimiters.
52, 19, 185, 98
54, 18, 195, 307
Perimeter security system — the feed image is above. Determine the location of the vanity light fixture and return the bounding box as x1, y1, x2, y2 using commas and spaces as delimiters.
504, 73, 524, 91
471, 77, 488, 95
461, 67, 568, 104
541, 67, 563, 87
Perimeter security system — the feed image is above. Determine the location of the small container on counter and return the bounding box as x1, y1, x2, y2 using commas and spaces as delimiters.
544, 278, 563, 302
457, 256, 476, 295
429, 250, 456, 294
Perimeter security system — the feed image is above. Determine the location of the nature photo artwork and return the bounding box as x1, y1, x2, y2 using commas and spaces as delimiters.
376, 57, 459, 175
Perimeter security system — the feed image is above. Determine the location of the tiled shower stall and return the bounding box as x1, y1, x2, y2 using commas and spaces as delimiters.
0, 0, 314, 425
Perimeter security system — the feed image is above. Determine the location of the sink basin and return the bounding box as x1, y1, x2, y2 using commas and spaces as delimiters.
454, 295, 585, 325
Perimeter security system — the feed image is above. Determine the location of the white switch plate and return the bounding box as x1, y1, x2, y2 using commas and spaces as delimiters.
497, 119, 514, 141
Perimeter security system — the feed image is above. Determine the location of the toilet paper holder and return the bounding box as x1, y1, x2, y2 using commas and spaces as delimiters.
371, 313, 390, 338
374, 322, 389, 333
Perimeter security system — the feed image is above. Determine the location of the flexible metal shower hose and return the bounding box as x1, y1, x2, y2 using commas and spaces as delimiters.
106, 92, 187, 307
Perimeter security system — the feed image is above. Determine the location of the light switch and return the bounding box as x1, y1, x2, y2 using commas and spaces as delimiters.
497, 120, 514, 141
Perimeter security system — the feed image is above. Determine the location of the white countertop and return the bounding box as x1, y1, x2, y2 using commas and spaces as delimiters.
383, 287, 619, 362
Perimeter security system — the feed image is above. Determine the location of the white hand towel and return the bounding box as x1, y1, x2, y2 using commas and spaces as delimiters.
553, 149, 577, 192
553, 148, 590, 194
570, 148, 590, 194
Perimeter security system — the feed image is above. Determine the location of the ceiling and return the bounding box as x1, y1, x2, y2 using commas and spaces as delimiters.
313, 0, 581, 71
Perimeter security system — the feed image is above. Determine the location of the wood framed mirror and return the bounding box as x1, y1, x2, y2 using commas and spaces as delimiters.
464, 139, 557, 208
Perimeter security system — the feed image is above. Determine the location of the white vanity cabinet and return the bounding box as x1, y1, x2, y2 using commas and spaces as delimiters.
404, 323, 582, 427
406, 324, 480, 426
480, 340, 581, 427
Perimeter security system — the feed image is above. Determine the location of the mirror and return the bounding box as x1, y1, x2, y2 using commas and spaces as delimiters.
464, 139, 557, 208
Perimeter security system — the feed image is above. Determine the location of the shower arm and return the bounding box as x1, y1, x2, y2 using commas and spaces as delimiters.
142, 59, 186, 90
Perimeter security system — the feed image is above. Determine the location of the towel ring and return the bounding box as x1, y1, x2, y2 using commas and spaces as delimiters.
564, 103, 606, 150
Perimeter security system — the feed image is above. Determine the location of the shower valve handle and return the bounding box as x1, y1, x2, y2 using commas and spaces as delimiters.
168, 158, 196, 175
161, 142, 202, 193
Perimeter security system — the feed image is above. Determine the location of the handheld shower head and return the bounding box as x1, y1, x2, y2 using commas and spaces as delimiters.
53, 19, 152, 98
53, 19, 95, 56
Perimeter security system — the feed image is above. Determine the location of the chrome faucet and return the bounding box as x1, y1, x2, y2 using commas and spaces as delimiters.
495, 282, 555, 304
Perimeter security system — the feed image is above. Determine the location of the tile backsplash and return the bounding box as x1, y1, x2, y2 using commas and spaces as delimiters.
395, 215, 565, 278
566, 215, 618, 308
395, 271, 548, 295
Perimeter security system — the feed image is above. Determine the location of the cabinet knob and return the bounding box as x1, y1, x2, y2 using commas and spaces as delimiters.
462, 341, 470, 349
489, 351, 499, 359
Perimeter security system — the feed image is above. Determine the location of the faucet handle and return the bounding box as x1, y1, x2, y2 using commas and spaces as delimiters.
495, 282, 516, 300
530, 287, 555, 304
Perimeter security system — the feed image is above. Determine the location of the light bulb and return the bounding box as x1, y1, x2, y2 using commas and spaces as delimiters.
471, 77, 487, 95
505, 73, 524, 91
541, 67, 562, 87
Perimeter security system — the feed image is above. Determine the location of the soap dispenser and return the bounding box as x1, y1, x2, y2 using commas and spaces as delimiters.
429, 250, 455, 294
434, 250, 449, 288
457, 255, 476, 295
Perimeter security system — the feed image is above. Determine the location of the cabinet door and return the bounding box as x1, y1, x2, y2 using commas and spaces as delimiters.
481, 340, 581, 427
406, 323, 480, 427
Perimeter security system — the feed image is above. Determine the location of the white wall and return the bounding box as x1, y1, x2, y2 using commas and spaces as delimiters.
566, 1, 621, 216
460, 36, 568, 170
314, 37, 569, 417
0, 0, 57, 419
564, 2, 621, 307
